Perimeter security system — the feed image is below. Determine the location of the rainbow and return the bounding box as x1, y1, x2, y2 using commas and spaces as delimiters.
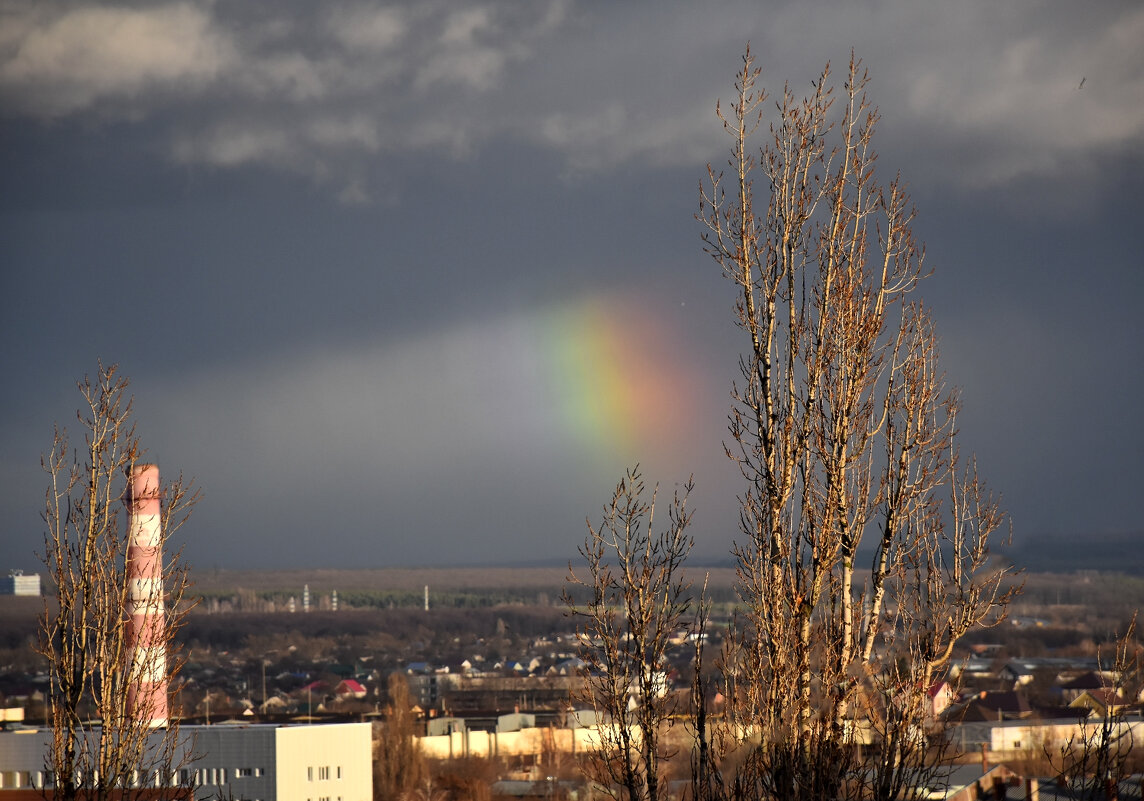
473, 290, 708, 470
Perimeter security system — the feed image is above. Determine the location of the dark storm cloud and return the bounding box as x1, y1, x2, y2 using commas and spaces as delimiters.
1, 0, 1141, 571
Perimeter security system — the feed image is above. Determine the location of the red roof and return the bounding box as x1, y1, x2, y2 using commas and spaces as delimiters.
927, 681, 952, 698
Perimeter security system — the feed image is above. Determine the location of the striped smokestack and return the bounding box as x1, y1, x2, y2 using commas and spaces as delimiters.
123, 463, 167, 727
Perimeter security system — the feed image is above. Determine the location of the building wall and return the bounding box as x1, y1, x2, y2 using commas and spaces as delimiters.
276, 723, 372, 801
0, 723, 372, 801
987, 718, 1144, 754
948, 718, 1144, 758
0, 574, 39, 596
187, 725, 277, 800
0, 730, 51, 791
418, 725, 617, 760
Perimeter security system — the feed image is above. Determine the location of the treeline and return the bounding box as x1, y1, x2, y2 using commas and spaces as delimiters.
179, 606, 572, 653
195, 587, 562, 610
1016, 570, 1144, 613
1004, 532, 1144, 575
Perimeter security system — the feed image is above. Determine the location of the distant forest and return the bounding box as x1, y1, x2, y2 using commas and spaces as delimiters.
1000, 530, 1144, 574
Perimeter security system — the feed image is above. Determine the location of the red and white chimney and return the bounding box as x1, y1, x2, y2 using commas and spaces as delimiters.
123, 464, 167, 727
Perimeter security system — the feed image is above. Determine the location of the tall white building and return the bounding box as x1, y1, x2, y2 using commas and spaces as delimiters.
0, 571, 39, 596
0, 722, 372, 801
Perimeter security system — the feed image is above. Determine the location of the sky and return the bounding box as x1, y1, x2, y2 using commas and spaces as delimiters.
1, 0, 1142, 573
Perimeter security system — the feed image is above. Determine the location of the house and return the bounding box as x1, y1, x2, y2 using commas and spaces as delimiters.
334, 679, 367, 700
260, 694, 292, 714
911, 762, 1024, 801
951, 656, 996, 680
1059, 671, 1118, 704
999, 659, 1100, 688
565, 708, 605, 729
928, 680, 957, 719
953, 691, 1032, 722
1068, 688, 1127, 718
426, 716, 467, 737
496, 712, 536, 733
553, 657, 587, 675
946, 717, 1144, 758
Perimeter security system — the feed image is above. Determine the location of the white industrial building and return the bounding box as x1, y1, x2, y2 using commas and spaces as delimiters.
0, 721, 372, 800
0, 571, 39, 596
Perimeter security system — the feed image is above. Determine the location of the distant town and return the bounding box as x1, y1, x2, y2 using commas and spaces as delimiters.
4, 566, 1144, 799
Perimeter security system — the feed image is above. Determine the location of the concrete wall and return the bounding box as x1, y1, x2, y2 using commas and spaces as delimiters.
277, 722, 372, 801
417, 725, 621, 759
188, 725, 276, 800
0, 722, 372, 801
988, 718, 1144, 753
0, 574, 39, 596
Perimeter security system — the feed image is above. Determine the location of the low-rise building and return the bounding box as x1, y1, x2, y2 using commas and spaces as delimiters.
0, 722, 371, 800
0, 572, 39, 596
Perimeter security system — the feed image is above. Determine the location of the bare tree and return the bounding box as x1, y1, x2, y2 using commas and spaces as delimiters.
1046, 617, 1142, 801
37, 362, 198, 800
697, 48, 1019, 800
375, 672, 427, 801
566, 466, 695, 801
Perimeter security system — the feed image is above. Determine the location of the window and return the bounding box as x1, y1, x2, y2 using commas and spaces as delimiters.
308, 767, 314, 781
336, 766, 342, 779
318, 766, 330, 781
208, 767, 227, 784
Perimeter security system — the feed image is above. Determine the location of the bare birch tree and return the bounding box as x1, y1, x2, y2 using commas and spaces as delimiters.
37, 362, 198, 800
566, 467, 695, 801
697, 48, 1019, 800
374, 672, 427, 801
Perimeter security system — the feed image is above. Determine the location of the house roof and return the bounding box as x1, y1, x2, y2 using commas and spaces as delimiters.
912, 763, 1019, 799
1060, 670, 1114, 691
928, 680, 953, 698
950, 690, 1032, 722
1002, 658, 1101, 676
1068, 688, 1125, 712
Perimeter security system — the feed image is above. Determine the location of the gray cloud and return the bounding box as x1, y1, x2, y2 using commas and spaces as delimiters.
3, 0, 1138, 197
0, 3, 235, 116
1, 0, 1141, 572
